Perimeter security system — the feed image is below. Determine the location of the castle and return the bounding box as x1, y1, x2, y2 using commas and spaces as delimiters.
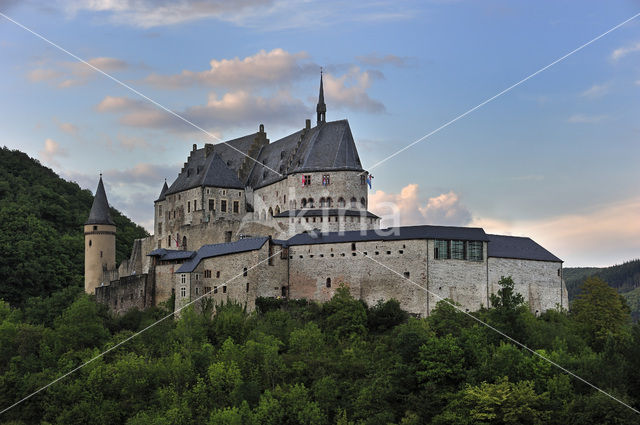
87, 75, 568, 316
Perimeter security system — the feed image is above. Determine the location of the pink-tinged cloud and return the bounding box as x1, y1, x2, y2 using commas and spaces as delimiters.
145, 48, 316, 89
472, 198, 640, 267
323, 67, 386, 113
369, 184, 472, 227
39, 138, 67, 166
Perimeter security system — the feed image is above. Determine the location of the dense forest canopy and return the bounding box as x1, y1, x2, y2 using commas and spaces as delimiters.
0, 277, 639, 424
564, 260, 640, 320
0, 147, 148, 306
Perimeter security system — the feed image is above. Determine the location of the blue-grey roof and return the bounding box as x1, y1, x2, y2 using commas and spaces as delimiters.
274, 209, 379, 219
86, 177, 114, 225
487, 234, 562, 262
176, 237, 270, 273
165, 150, 245, 196
156, 181, 169, 202
285, 225, 489, 246
148, 248, 196, 261
246, 120, 363, 188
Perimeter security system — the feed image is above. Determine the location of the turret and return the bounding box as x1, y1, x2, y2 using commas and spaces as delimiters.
84, 175, 116, 294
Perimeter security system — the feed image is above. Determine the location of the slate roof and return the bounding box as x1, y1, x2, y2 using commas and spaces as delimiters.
148, 249, 196, 261
284, 225, 489, 246
86, 177, 114, 225
487, 234, 562, 262
165, 151, 244, 196
274, 209, 379, 219
246, 120, 363, 188
176, 237, 270, 273
156, 181, 169, 202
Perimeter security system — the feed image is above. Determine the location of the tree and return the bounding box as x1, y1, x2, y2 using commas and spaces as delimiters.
571, 276, 630, 350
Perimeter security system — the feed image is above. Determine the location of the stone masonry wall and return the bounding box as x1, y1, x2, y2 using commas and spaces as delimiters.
95, 274, 151, 315
488, 257, 566, 313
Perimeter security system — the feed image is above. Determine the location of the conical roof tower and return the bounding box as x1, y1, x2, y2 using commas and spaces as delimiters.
86, 176, 114, 225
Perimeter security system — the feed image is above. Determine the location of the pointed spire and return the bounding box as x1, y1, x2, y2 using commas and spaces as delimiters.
157, 179, 169, 201
316, 67, 326, 125
86, 176, 114, 225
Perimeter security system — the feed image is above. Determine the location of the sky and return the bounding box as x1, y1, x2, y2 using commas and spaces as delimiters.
0, 0, 639, 267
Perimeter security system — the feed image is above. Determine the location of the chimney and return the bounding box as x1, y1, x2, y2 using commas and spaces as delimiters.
192, 144, 197, 151
305, 119, 311, 130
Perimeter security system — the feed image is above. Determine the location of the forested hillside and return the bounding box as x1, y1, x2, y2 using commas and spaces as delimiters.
0, 278, 638, 424
0, 147, 148, 306
564, 260, 640, 320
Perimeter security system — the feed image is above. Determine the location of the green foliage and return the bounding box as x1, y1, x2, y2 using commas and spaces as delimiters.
571, 276, 630, 350
1, 278, 639, 424
0, 147, 148, 306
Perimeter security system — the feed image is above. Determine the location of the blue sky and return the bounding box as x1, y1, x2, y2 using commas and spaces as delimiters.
1, 0, 639, 266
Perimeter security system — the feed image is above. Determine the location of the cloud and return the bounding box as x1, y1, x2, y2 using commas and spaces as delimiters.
64, 0, 273, 28
58, 122, 79, 135
369, 184, 472, 227
39, 138, 67, 166
472, 197, 640, 267
323, 67, 385, 113
611, 41, 640, 61
27, 57, 129, 88
356, 53, 410, 67
117, 134, 152, 151
145, 48, 316, 89
62, 0, 412, 30
567, 114, 607, 124
581, 82, 610, 98
97, 90, 311, 132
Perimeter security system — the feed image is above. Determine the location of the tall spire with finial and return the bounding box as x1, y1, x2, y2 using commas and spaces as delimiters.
316, 67, 326, 125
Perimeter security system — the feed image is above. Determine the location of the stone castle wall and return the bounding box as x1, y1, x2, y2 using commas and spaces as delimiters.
488, 257, 566, 312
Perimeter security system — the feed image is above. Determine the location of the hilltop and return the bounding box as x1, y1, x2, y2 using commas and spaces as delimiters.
0, 147, 148, 306
564, 259, 640, 319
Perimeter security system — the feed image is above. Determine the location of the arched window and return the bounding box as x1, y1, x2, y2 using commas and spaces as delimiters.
275, 206, 280, 215
338, 197, 345, 208
182, 236, 187, 250
293, 200, 297, 210
326, 197, 332, 208
350, 197, 357, 208
319, 197, 326, 207
360, 197, 366, 208
308, 198, 314, 208
168, 235, 171, 247
261, 210, 266, 220
301, 198, 307, 208
326, 278, 332, 288
268, 207, 273, 217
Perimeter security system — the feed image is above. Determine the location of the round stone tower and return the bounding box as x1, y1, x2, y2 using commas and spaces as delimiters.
84, 175, 116, 294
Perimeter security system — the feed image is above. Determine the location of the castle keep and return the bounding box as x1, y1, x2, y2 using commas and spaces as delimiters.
87, 75, 568, 316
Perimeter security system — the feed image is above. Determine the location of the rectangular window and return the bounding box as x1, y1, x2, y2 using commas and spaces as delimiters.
209, 199, 215, 211
180, 286, 186, 298
322, 174, 330, 185
181, 274, 186, 284
221, 200, 227, 212
451, 240, 464, 260
434, 240, 449, 259
222, 286, 227, 293
158, 205, 163, 216
158, 222, 162, 234
304, 175, 311, 186
216, 271, 220, 278
360, 175, 366, 185
194, 200, 197, 210
233, 201, 239, 213
214, 286, 218, 294
187, 201, 191, 213
468, 241, 483, 261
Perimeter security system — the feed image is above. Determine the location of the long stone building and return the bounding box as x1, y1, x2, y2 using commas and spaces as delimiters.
88, 75, 568, 316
